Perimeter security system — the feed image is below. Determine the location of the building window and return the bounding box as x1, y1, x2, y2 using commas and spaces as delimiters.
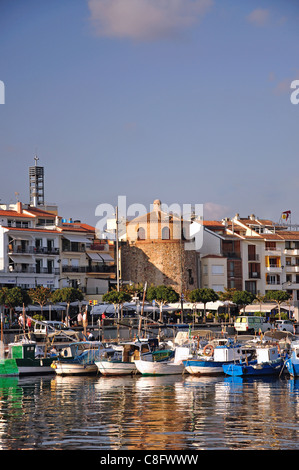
245, 281, 257, 295
162, 227, 170, 240
212, 265, 224, 275
137, 227, 145, 240
266, 241, 276, 251
266, 274, 280, 285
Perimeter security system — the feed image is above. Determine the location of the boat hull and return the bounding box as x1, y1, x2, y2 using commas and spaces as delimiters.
53, 362, 98, 376
135, 359, 185, 376
285, 358, 299, 377
16, 358, 54, 376
223, 360, 284, 377
0, 359, 19, 376
96, 360, 137, 376
183, 359, 226, 375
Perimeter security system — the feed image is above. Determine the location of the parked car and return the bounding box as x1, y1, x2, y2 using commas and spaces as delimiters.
274, 320, 295, 333
34, 321, 78, 341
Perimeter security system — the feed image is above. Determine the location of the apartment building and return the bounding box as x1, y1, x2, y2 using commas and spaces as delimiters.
201, 213, 299, 301
0, 202, 61, 289
60, 221, 115, 299
0, 202, 116, 300
200, 222, 242, 293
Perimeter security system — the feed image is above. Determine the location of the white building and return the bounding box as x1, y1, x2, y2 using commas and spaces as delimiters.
0, 202, 61, 289
0, 202, 116, 299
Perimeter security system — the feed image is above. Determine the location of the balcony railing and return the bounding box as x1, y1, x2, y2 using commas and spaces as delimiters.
221, 251, 241, 259
8, 267, 60, 275
62, 265, 115, 274
248, 272, 261, 279
248, 254, 260, 261
8, 245, 59, 255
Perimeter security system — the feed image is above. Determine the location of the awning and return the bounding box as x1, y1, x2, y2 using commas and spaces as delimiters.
9, 255, 35, 264
87, 252, 114, 263
8, 234, 33, 240
98, 253, 114, 262
63, 235, 92, 244
87, 252, 101, 262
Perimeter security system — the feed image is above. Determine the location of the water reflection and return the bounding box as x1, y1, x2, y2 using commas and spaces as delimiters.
0, 374, 298, 450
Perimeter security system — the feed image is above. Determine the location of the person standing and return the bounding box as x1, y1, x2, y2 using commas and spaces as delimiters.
77, 311, 83, 326
83, 307, 88, 338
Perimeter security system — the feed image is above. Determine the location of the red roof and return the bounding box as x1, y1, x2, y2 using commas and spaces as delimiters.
61, 222, 95, 233
0, 210, 34, 218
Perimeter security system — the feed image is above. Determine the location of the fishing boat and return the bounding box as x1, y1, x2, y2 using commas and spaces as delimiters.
134, 346, 191, 376
285, 340, 299, 377
51, 341, 111, 376
95, 338, 172, 376
183, 339, 255, 376
222, 345, 284, 377
0, 339, 56, 376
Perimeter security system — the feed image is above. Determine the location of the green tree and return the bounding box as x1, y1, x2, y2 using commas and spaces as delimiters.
102, 290, 132, 320
29, 286, 52, 317
253, 293, 267, 315
188, 288, 219, 321
232, 290, 255, 314
0, 286, 24, 323
51, 287, 84, 324
146, 285, 180, 322
265, 290, 291, 320
218, 287, 236, 321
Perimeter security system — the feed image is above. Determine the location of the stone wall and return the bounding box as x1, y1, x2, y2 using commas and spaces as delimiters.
120, 239, 199, 293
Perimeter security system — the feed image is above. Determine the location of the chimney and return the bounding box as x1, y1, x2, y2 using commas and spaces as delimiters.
16, 201, 23, 214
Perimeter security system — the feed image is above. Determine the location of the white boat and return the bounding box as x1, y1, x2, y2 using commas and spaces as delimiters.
183, 339, 255, 375
135, 346, 191, 376
96, 339, 169, 376
52, 341, 112, 376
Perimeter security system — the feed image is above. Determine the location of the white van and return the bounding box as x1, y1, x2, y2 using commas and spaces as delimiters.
275, 320, 295, 333
234, 316, 272, 335
34, 321, 77, 341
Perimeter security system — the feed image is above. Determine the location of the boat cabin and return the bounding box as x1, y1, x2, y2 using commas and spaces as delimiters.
8, 341, 36, 360
213, 343, 254, 363
256, 346, 280, 364
60, 341, 102, 358
121, 341, 151, 362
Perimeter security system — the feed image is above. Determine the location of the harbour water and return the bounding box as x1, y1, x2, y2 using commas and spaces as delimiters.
0, 373, 298, 451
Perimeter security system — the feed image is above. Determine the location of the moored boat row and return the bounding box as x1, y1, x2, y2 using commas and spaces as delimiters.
3, 329, 299, 380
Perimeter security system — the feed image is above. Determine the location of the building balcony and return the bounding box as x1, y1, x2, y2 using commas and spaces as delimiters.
8, 267, 60, 275
284, 248, 299, 256
62, 265, 115, 274
61, 246, 86, 253
248, 254, 260, 261
8, 245, 59, 255
221, 251, 241, 259
266, 282, 282, 289
285, 265, 299, 273
265, 249, 282, 256
265, 266, 282, 273
248, 271, 261, 279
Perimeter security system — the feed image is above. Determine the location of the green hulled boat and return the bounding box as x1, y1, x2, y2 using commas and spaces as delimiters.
0, 341, 55, 376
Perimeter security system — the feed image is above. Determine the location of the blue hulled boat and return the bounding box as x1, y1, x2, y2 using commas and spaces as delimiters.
222, 345, 284, 377
183, 339, 255, 376
285, 340, 299, 377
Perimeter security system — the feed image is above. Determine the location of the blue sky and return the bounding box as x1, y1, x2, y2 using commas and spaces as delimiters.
0, 0, 298, 227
